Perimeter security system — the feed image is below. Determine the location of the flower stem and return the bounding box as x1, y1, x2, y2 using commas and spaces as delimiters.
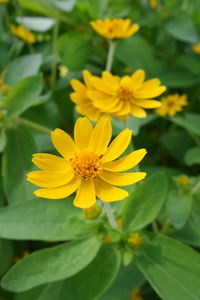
152, 220, 159, 233
51, 12, 60, 99
105, 40, 116, 72
103, 202, 120, 231
16, 117, 51, 134
160, 218, 171, 235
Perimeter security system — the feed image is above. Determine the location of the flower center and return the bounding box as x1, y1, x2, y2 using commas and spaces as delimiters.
118, 85, 133, 101
108, 21, 121, 32
70, 150, 102, 179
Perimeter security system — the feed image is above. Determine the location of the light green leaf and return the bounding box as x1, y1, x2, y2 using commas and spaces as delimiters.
0, 130, 6, 153
0, 199, 92, 241
2, 125, 38, 204
5, 75, 43, 118
16, 17, 55, 32
37, 245, 120, 300
3, 54, 43, 86
122, 172, 168, 230
51, 0, 76, 12
1, 237, 101, 292
159, 69, 200, 87
171, 113, 200, 137
135, 233, 200, 300
185, 146, 200, 165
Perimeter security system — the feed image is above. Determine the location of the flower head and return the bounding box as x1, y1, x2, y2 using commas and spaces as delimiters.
90, 19, 139, 40
27, 117, 147, 208
88, 70, 166, 119
11, 24, 36, 44
0, 0, 10, 3
192, 43, 200, 54
130, 288, 143, 300
83, 204, 101, 219
70, 71, 107, 121
59, 65, 68, 78
149, 0, 158, 8
155, 93, 188, 117
177, 175, 190, 187
128, 233, 143, 248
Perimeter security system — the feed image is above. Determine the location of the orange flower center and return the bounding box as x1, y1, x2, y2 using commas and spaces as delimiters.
70, 151, 102, 179
118, 85, 133, 101
108, 21, 121, 33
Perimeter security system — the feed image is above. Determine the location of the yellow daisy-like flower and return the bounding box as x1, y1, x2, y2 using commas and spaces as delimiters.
90, 18, 139, 40
192, 43, 200, 54
70, 71, 107, 121
130, 288, 143, 300
149, 0, 158, 8
155, 94, 188, 117
27, 117, 147, 208
11, 25, 36, 44
87, 70, 166, 119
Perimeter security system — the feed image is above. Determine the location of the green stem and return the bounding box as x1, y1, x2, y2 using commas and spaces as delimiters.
152, 220, 159, 233
160, 218, 171, 235
105, 40, 116, 72
51, 12, 60, 99
16, 117, 51, 134
103, 202, 120, 231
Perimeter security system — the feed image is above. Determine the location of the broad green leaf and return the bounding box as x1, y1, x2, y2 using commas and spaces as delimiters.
185, 146, 200, 165
0, 240, 13, 277
37, 245, 120, 300
0, 199, 92, 241
171, 113, 200, 137
0, 130, 6, 153
1, 237, 101, 292
135, 233, 200, 300
16, 17, 55, 32
165, 190, 193, 229
5, 75, 43, 118
165, 15, 199, 43
58, 32, 91, 71
173, 220, 200, 247
2, 125, 38, 204
122, 172, 168, 230
116, 36, 162, 76
2, 54, 43, 86
159, 69, 200, 87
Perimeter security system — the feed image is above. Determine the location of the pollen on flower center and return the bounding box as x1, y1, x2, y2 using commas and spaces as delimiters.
70, 150, 102, 179
118, 85, 133, 101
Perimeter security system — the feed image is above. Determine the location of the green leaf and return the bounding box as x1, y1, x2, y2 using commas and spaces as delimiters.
0, 130, 6, 153
135, 233, 200, 300
0, 198, 92, 241
1, 237, 101, 292
5, 75, 43, 118
185, 146, 200, 165
116, 36, 162, 76
58, 32, 91, 71
16, 17, 55, 32
37, 245, 120, 300
165, 15, 199, 43
2, 54, 43, 86
122, 172, 168, 230
0, 240, 13, 277
159, 69, 200, 87
171, 113, 200, 137
2, 125, 38, 204
165, 190, 193, 229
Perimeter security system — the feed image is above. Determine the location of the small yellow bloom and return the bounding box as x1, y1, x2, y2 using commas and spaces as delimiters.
123, 66, 132, 74
177, 175, 190, 186
0, 111, 4, 120
128, 233, 142, 248
155, 94, 188, 117
1, 84, 10, 95
14, 251, 30, 263
103, 235, 112, 243
11, 24, 36, 44
87, 70, 166, 119
27, 117, 147, 208
90, 19, 139, 40
116, 218, 122, 228
83, 204, 101, 219
149, 0, 158, 8
59, 65, 68, 78
70, 71, 107, 121
130, 288, 143, 300
0, 0, 10, 3
192, 43, 200, 54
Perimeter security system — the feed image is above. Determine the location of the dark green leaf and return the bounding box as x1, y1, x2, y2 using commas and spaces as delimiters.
1, 237, 101, 292
122, 172, 168, 230
185, 146, 200, 165
171, 113, 200, 137
159, 69, 200, 87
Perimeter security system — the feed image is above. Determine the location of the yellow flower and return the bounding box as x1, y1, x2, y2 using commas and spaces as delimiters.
0, 0, 10, 3
128, 233, 142, 248
103, 235, 112, 243
70, 71, 107, 121
27, 117, 147, 208
155, 94, 188, 117
83, 204, 101, 219
149, 0, 158, 8
11, 25, 36, 44
177, 175, 190, 186
87, 70, 166, 119
90, 19, 139, 40
192, 43, 200, 54
130, 288, 143, 300
59, 65, 68, 78
1, 84, 10, 95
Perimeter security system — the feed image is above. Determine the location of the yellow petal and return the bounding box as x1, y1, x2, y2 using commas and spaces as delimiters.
73, 179, 96, 208
34, 177, 80, 199
103, 149, 147, 172
27, 168, 74, 188
131, 105, 147, 118
87, 90, 120, 113
51, 129, 77, 159
131, 69, 145, 89
99, 170, 146, 186
133, 99, 161, 108
70, 79, 85, 93
32, 153, 69, 170
103, 129, 132, 162
90, 74, 117, 95
134, 83, 166, 98
94, 177, 128, 202
74, 117, 93, 149
89, 117, 112, 155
